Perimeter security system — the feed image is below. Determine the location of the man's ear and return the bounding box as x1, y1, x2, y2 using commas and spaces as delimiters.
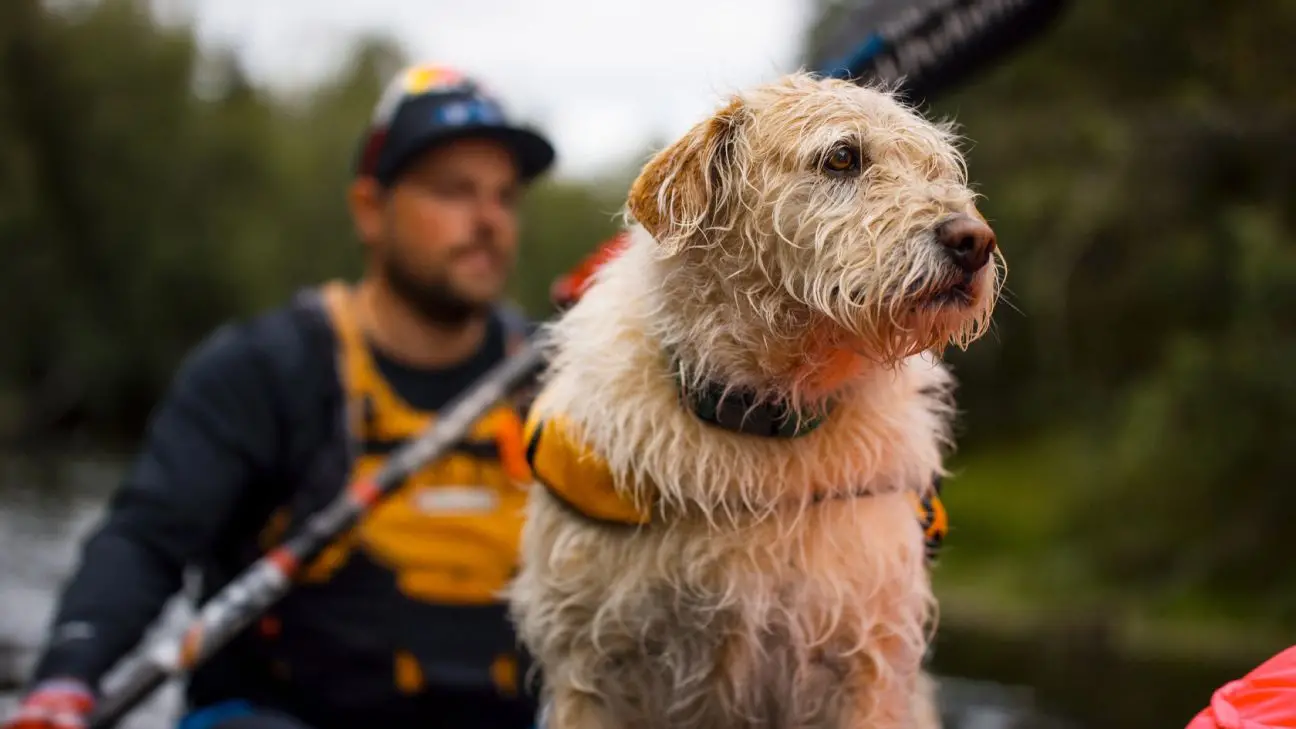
626, 97, 748, 254
347, 176, 386, 248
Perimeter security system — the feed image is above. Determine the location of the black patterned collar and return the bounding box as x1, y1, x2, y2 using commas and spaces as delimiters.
673, 369, 834, 438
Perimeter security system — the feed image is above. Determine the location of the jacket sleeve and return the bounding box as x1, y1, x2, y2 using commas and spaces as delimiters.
27, 321, 286, 691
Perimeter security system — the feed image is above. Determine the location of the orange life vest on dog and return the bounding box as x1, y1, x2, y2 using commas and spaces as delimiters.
522, 411, 949, 562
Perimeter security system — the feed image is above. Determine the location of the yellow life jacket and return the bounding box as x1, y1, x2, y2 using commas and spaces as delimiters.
249, 281, 534, 698
302, 280, 534, 604
247, 278, 536, 700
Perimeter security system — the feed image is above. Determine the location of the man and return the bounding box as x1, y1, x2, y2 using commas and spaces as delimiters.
4, 62, 555, 729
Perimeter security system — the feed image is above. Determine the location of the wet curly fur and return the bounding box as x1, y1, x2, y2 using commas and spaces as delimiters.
508, 71, 1004, 729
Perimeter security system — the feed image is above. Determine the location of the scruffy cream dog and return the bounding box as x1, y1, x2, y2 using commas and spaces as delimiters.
509, 71, 1002, 729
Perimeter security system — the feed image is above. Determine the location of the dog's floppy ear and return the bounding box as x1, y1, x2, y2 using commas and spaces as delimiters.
627, 97, 748, 254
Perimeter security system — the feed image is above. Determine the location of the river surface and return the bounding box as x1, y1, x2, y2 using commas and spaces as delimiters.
0, 454, 1118, 729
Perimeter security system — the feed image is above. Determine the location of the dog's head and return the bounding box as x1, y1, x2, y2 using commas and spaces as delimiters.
626, 72, 1003, 395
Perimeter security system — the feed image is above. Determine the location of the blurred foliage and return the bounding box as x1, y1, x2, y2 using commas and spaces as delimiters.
811, 0, 1296, 631
0, 0, 627, 445
1, 0, 1294, 649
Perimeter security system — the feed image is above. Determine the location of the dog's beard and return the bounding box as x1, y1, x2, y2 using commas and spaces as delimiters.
804, 243, 1000, 365
651, 244, 998, 414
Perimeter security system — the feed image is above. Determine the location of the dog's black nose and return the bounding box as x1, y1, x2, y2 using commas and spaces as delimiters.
935, 215, 997, 272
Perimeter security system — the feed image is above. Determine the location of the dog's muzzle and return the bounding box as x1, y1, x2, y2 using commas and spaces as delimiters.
827, 213, 998, 309
903, 214, 997, 307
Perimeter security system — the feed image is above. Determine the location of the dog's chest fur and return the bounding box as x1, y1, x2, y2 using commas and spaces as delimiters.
520, 487, 933, 728
511, 238, 954, 729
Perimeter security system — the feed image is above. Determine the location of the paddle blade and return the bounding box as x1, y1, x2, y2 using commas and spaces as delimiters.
809, 0, 1073, 101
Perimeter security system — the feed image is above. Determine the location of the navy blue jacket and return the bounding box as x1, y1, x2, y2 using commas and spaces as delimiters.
28, 289, 538, 729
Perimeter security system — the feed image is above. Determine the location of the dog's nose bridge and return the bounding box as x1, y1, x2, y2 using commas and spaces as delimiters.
924, 180, 976, 212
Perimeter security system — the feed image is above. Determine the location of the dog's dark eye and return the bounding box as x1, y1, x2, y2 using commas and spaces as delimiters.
821, 145, 862, 177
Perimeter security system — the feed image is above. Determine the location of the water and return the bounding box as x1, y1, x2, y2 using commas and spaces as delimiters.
0, 455, 191, 729
0, 454, 1080, 729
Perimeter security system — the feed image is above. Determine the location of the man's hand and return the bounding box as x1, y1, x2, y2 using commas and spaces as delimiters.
3, 678, 96, 729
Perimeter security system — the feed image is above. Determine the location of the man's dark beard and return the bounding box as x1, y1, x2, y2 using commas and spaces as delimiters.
383, 254, 491, 328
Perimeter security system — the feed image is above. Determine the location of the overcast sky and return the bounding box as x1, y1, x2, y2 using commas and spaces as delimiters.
154, 0, 816, 179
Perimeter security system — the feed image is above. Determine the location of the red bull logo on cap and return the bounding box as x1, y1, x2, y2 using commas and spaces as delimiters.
369, 63, 472, 126
401, 64, 468, 95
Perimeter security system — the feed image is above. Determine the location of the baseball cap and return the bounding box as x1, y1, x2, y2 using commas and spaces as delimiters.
355, 63, 556, 186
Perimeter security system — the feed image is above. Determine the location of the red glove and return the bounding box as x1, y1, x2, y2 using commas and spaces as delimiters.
1186, 644, 1296, 729
3, 678, 96, 729
549, 232, 630, 310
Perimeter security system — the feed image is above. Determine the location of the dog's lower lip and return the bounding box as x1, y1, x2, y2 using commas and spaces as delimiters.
924, 276, 975, 307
